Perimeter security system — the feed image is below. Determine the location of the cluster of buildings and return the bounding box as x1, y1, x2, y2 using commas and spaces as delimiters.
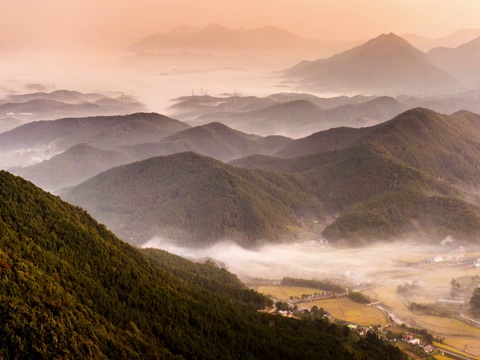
401, 333, 434, 353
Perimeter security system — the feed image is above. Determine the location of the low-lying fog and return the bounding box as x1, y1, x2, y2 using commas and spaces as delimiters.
0, 50, 288, 115
141, 237, 461, 281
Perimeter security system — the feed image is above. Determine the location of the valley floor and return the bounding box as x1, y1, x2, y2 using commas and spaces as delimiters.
247, 249, 480, 359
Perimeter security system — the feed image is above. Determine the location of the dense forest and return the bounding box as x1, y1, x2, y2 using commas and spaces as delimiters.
63, 152, 322, 247
0, 171, 406, 359
6, 108, 480, 247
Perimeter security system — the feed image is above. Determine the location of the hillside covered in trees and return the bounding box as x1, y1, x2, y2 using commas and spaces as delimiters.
63, 152, 321, 247
0, 170, 406, 359
61, 108, 480, 246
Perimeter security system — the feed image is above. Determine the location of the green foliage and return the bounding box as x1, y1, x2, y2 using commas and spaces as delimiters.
64, 152, 323, 247
399, 324, 435, 343
408, 302, 458, 317
234, 109, 480, 245
348, 291, 371, 304
0, 171, 406, 359
470, 288, 480, 311
281, 277, 346, 293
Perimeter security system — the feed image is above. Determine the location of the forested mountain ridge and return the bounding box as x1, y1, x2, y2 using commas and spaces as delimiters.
0, 112, 190, 155
0, 170, 406, 359
231, 108, 480, 243
276, 108, 480, 187
9, 121, 292, 192
63, 152, 322, 247
62, 108, 480, 246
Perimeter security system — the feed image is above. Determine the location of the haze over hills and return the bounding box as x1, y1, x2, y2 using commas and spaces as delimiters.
120, 121, 292, 162
232, 109, 480, 243
191, 97, 407, 138
10, 144, 135, 191
232, 143, 480, 244
285, 33, 461, 96
168, 94, 380, 123
168, 94, 277, 121
400, 91, 480, 115
121, 51, 264, 70
0, 170, 408, 359
0, 112, 190, 168
0, 90, 147, 132
58, 108, 480, 246
403, 28, 480, 52
275, 108, 480, 186
428, 36, 480, 88
127, 23, 361, 62
12, 122, 293, 191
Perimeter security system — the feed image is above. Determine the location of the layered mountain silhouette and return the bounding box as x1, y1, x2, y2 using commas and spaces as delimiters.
0, 90, 146, 130
120, 121, 292, 162
403, 28, 480, 52
0, 112, 190, 168
59, 108, 480, 246
11, 144, 134, 191
233, 108, 480, 243
285, 33, 461, 96
192, 97, 407, 137
0, 170, 407, 358
128, 23, 359, 59
168, 94, 277, 120
428, 36, 480, 88
10, 122, 292, 191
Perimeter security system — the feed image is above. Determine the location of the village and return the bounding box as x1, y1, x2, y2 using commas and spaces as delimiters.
247, 245, 480, 360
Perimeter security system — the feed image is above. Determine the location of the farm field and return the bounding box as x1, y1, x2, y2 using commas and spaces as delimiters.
362, 267, 480, 357
307, 297, 388, 326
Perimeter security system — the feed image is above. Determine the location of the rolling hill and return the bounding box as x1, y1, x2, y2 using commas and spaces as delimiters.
11, 122, 292, 192
428, 36, 480, 88
232, 108, 480, 243
62, 108, 480, 246
193, 97, 407, 138
0, 112, 190, 168
168, 94, 276, 121
10, 144, 135, 191
285, 33, 460, 96
403, 28, 480, 52
232, 143, 480, 244
0, 117, 22, 133
275, 108, 480, 186
63, 152, 322, 247
121, 121, 292, 162
0, 170, 407, 359
0, 90, 147, 126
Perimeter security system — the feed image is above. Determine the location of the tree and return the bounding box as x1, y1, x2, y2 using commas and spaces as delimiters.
470, 288, 480, 312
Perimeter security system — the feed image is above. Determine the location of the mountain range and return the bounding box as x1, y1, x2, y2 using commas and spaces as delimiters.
0, 112, 190, 168
0, 90, 146, 133
0, 170, 406, 359
427, 36, 480, 88
9, 121, 292, 191
192, 96, 407, 137
58, 108, 480, 246
127, 23, 360, 60
403, 28, 480, 52
62, 151, 321, 247
285, 33, 460, 96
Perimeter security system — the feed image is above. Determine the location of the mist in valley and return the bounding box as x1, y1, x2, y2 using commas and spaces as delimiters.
141, 236, 467, 282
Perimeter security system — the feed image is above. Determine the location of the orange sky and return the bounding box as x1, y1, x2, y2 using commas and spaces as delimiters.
2, 0, 480, 50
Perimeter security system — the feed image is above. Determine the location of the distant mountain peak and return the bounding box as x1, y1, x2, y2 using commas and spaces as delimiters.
201, 23, 230, 32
